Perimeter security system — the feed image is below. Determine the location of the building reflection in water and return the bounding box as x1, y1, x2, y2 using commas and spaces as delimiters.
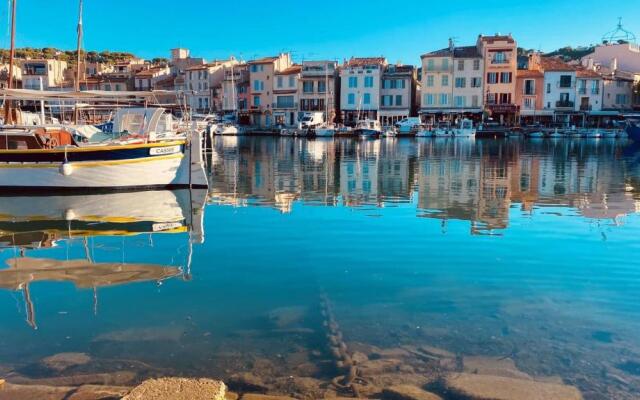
208, 137, 640, 234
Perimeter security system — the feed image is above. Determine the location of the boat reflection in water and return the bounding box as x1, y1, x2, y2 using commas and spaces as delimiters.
0, 189, 207, 329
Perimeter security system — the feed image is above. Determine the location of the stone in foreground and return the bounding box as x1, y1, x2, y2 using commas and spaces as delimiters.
382, 384, 443, 400
445, 373, 582, 400
123, 378, 226, 400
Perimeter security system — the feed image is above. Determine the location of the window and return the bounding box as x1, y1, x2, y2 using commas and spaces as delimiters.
559, 75, 572, 88
382, 95, 393, 106
499, 93, 511, 104
364, 76, 374, 87
487, 72, 498, 84
578, 79, 586, 94
454, 96, 465, 107
458, 60, 464, 71
455, 77, 466, 88
471, 77, 482, 88
253, 80, 264, 91
253, 95, 261, 106
318, 81, 326, 93
427, 59, 435, 71
303, 81, 314, 93
440, 93, 448, 105
383, 79, 392, 89
546, 83, 551, 94
426, 75, 434, 87
115, 84, 121, 91
397, 79, 406, 89
524, 79, 535, 95
616, 94, 628, 104
348, 93, 355, 105
486, 93, 497, 104
442, 59, 449, 70
442, 75, 449, 86
524, 98, 533, 109
277, 76, 283, 88
591, 80, 599, 94
276, 95, 294, 108
289, 76, 295, 87
471, 95, 479, 107
425, 94, 434, 105
493, 52, 506, 64
395, 95, 402, 106
500, 72, 512, 84
363, 93, 371, 104
204, 98, 209, 108
198, 98, 203, 109
348, 76, 358, 88
473, 59, 480, 71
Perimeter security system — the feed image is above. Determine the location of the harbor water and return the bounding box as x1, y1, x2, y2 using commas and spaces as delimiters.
0, 136, 639, 399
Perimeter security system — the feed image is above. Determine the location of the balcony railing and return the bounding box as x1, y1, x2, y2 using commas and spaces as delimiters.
491, 58, 511, 65
578, 88, 587, 95
556, 100, 575, 108
273, 102, 298, 109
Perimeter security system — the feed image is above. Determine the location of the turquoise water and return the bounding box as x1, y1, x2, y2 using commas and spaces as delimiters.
1, 137, 639, 398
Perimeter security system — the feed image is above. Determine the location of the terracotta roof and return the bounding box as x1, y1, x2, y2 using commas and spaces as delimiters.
540, 57, 576, 72
345, 57, 386, 67
421, 48, 452, 58
135, 67, 166, 77
276, 65, 302, 75
576, 68, 601, 78
454, 46, 481, 58
185, 64, 209, 71
248, 56, 279, 65
517, 69, 544, 78
480, 34, 516, 44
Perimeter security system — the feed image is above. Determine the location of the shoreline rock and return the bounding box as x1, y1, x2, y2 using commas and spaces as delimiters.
445, 373, 583, 400
123, 378, 226, 400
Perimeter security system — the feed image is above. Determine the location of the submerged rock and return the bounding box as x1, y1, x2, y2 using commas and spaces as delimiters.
41, 353, 92, 372
93, 327, 185, 343
0, 382, 74, 400
227, 372, 269, 393
8, 371, 137, 387
382, 384, 443, 400
123, 378, 226, 400
67, 384, 132, 400
462, 356, 532, 380
445, 373, 583, 400
267, 306, 306, 328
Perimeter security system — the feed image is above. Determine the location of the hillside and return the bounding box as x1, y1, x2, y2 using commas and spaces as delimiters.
0, 47, 138, 64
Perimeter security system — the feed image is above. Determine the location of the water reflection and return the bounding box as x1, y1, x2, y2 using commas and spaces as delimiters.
0, 189, 207, 329
209, 137, 639, 233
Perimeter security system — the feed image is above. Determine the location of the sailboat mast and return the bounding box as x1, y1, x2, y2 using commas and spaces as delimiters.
74, 0, 83, 124
3, 0, 16, 124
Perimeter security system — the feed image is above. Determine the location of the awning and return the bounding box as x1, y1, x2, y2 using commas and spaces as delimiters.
588, 110, 620, 116
0, 88, 176, 101
419, 108, 482, 114
379, 110, 410, 117
520, 109, 554, 116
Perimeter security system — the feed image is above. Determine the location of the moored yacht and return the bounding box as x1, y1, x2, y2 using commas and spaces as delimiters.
353, 119, 382, 139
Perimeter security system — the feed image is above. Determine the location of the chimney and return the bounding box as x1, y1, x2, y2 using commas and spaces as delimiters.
611, 57, 618, 72
587, 58, 594, 70
448, 38, 455, 51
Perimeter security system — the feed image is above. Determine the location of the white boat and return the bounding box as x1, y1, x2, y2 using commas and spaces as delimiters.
382, 127, 397, 137
315, 124, 336, 137
353, 119, 382, 139
216, 122, 240, 136
453, 118, 476, 137
0, 94, 207, 190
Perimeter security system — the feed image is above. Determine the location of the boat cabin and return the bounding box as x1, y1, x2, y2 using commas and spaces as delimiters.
0, 128, 76, 150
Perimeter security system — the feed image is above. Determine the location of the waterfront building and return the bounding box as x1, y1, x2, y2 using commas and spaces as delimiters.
20, 59, 67, 90
420, 40, 484, 121
273, 65, 301, 127
134, 66, 171, 91
599, 67, 636, 111
540, 57, 578, 119
477, 34, 518, 123
574, 68, 603, 112
515, 53, 547, 122
339, 57, 387, 124
222, 63, 250, 123
1, 63, 22, 88
248, 53, 293, 127
184, 59, 238, 114
298, 60, 338, 124
380, 63, 417, 125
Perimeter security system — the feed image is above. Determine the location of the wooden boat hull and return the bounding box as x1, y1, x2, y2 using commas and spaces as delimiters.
0, 134, 208, 189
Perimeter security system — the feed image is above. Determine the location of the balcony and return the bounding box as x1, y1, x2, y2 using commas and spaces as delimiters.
555, 100, 575, 108
273, 102, 298, 109
491, 58, 511, 65
23, 66, 47, 76
578, 88, 587, 95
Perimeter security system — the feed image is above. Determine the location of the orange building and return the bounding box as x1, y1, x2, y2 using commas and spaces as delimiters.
477, 34, 518, 124
515, 53, 548, 123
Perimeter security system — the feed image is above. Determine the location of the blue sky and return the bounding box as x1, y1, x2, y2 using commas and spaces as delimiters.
3, 0, 638, 65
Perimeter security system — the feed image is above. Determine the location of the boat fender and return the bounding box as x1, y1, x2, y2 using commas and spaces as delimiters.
60, 162, 73, 176
64, 209, 76, 221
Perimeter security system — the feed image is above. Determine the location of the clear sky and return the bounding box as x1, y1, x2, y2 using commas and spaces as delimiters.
3, 0, 638, 65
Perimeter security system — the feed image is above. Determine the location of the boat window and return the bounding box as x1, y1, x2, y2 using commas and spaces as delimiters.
119, 113, 145, 134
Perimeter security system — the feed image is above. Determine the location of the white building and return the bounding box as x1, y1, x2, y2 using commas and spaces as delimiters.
574, 68, 603, 112
340, 57, 386, 124
541, 58, 577, 114
20, 59, 67, 89
273, 65, 301, 127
